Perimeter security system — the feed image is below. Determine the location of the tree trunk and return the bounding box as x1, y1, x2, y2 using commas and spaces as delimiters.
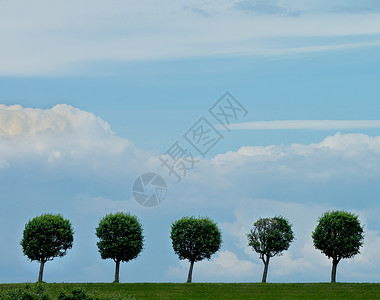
38, 260, 45, 282
114, 260, 121, 283
187, 260, 195, 283
261, 256, 270, 283
331, 258, 339, 283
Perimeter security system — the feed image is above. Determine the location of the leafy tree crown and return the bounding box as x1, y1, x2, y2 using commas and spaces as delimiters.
170, 216, 222, 262
247, 216, 294, 259
95, 212, 144, 263
21, 213, 74, 262
312, 210, 364, 260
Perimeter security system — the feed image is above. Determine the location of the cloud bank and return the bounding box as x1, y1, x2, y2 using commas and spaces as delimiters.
0, 104, 148, 175
0, 104, 112, 137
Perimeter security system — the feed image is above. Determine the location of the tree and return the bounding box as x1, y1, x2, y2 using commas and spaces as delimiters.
21, 213, 74, 282
312, 210, 364, 283
95, 212, 144, 283
247, 216, 294, 283
170, 216, 222, 283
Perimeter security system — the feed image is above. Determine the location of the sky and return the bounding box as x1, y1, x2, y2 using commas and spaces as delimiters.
1, 0, 380, 283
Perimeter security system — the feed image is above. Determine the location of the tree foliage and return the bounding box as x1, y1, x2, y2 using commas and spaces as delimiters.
20, 213, 74, 282
312, 210, 364, 282
95, 212, 144, 283
247, 216, 294, 282
170, 216, 222, 282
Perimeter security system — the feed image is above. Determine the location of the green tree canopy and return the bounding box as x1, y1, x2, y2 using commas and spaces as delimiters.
170, 216, 222, 283
95, 212, 144, 283
247, 216, 294, 283
312, 210, 364, 283
21, 213, 74, 282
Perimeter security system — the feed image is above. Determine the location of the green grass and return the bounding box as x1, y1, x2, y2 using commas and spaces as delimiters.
1, 282, 380, 299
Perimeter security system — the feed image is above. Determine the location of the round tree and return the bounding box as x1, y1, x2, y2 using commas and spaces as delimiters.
21, 213, 74, 282
95, 212, 144, 283
170, 216, 222, 283
247, 216, 294, 283
312, 210, 364, 283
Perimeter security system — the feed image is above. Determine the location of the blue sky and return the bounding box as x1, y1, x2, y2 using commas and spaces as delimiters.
1, 0, 380, 283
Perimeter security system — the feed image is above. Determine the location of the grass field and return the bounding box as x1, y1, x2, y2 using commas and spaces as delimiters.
1, 282, 380, 299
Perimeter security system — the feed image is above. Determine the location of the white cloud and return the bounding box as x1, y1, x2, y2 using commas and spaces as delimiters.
229, 120, 380, 131
209, 132, 380, 169
0, 104, 149, 174
318, 133, 380, 154
171, 132, 378, 198
0, 104, 112, 137
1, 0, 380, 75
